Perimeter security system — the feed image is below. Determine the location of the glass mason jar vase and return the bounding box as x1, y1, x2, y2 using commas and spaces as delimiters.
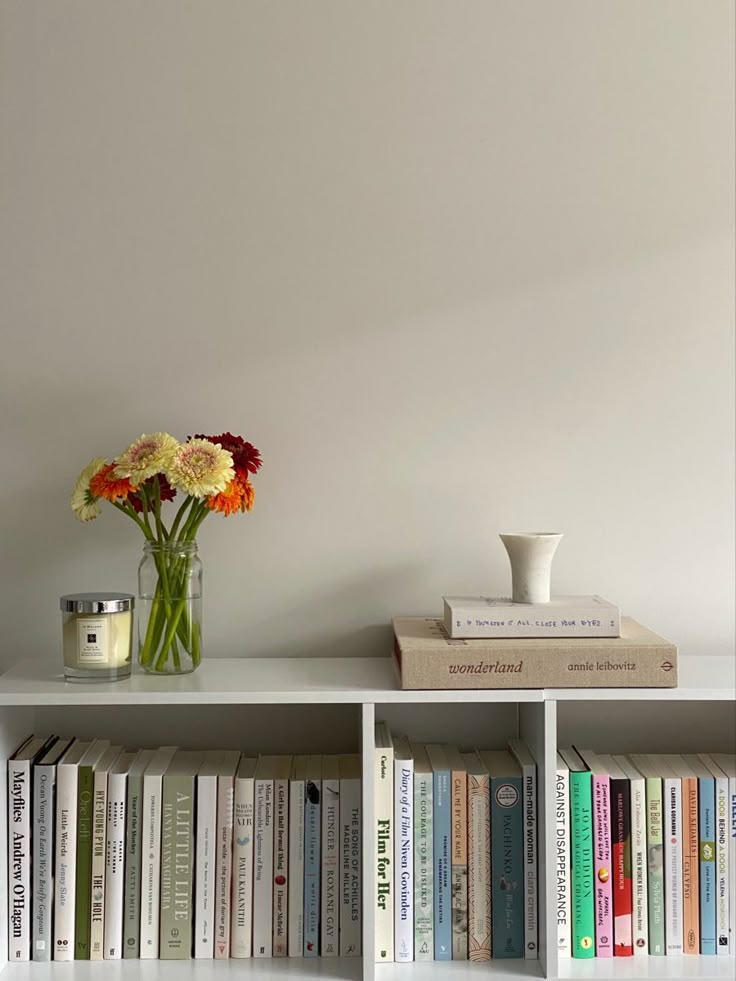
138, 540, 202, 675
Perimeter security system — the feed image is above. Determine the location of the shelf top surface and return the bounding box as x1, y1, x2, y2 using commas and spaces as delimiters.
0, 654, 732, 706
0, 657, 543, 705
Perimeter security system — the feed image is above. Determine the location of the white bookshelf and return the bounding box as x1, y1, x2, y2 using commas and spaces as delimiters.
0, 655, 734, 981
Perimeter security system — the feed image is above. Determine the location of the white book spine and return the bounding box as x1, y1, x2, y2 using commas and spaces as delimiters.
33, 763, 55, 961
231, 774, 255, 958
194, 774, 217, 958
394, 758, 413, 962
8, 757, 31, 961
53, 761, 78, 960
443, 597, 620, 638
215, 775, 235, 958
519, 756, 538, 958
272, 778, 289, 956
555, 763, 571, 957
340, 777, 361, 956
139, 774, 164, 958
729, 775, 736, 955
630, 774, 649, 955
663, 776, 683, 954
103, 772, 127, 959
89, 767, 109, 959
321, 774, 340, 956
287, 777, 305, 957
252, 778, 274, 957
714, 773, 729, 954
375, 742, 393, 962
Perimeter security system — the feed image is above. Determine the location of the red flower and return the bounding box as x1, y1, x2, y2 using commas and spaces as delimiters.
129, 474, 177, 513
192, 432, 262, 476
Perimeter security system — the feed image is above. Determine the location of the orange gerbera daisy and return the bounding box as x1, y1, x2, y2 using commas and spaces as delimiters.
89, 462, 137, 503
206, 474, 255, 516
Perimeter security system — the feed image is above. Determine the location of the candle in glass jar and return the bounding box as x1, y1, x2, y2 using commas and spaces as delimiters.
60, 593, 134, 682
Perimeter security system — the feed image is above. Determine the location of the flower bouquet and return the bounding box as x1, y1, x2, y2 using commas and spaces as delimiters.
71, 432, 262, 674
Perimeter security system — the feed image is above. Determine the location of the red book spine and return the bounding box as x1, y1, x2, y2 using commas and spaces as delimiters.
611, 778, 633, 956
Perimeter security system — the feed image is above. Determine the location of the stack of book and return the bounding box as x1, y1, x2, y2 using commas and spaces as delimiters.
556, 749, 735, 959
392, 595, 678, 689
7, 736, 361, 962
374, 722, 540, 962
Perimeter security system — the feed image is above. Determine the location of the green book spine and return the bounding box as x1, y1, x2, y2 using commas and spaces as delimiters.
74, 766, 94, 959
645, 776, 665, 955
490, 776, 523, 958
160, 775, 195, 959
569, 769, 594, 958
123, 771, 143, 957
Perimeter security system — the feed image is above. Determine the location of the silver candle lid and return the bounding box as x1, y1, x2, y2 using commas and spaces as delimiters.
60, 592, 134, 614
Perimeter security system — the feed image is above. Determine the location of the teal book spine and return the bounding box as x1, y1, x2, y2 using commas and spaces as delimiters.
74, 766, 94, 959
698, 776, 716, 955
569, 769, 595, 958
413, 771, 433, 959
490, 775, 523, 958
432, 768, 451, 960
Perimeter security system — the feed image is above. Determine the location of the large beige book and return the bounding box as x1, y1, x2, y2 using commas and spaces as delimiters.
392, 617, 677, 689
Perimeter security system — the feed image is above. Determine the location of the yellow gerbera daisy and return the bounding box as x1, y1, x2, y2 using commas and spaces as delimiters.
166, 438, 234, 498
114, 432, 179, 483
71, 457, 107, 522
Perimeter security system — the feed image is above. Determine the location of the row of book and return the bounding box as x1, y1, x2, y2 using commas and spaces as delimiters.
373, 724, 539, 962
7, 735, 362, 962
556, 750, 736, 957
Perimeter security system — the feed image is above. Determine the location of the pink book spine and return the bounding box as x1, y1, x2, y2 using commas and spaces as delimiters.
592, 775, 613, 957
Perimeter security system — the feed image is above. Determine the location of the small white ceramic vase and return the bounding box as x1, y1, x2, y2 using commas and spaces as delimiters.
499, 532, 563, 604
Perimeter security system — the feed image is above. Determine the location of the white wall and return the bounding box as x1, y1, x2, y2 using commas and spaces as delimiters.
1, 0, 733, 669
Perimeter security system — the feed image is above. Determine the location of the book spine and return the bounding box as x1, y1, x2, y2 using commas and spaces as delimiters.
611, 776, 633, 956
53, 763, 78, 961
450, 766, 467, 960
396, 644, 677, 689
231, 775, 255, 958
447, 607, 620, 638
287, 777, 305, 957
645, 777, 665, 955
103, 772, 127, 959
569, 770, 594, 959
215, 774, 235, 958
303, 779, 321, 957
467, 771, 490, 961
682, 776, 700, 954
432, 769, 451, 960
139, 774, 163, 958
74, 765, 94, 959
253, 777, 274, 957
33, 763, 55, 961
714, 774, 730, 953
320, 774, 339, 957
123, 771, 143, 958
339, 777, 361, 956
272, 777, 289, 957
728, 776, 736, 955
375, 748, 393, 961
555, 765, 571, 958
519, 757, 538, 959
490, 775, 524, 958
89, 768, 107, 960
159, 775, 195, 959
193, 774, 217, 958
394, 759, 414, 962
663, 776, 683, 954
699, 776, 716, 954
630, 775, 648, 955
8, 757, 31, 962
414, 770, 434, 960
591, 775, 612, 957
